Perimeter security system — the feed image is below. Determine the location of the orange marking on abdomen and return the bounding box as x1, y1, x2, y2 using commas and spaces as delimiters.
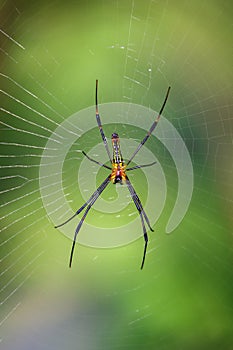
111, 163, 126, 184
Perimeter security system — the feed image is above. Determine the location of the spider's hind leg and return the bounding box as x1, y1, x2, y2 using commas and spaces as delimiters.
125, 176, 153, 269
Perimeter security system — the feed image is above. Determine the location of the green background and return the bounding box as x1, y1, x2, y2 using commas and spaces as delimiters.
0, 1, 232, 349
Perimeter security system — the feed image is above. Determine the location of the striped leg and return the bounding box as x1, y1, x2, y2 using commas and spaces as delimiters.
127, 161, 157, 171
95, 80, 112, 162
127, 86, 171, 166
126, 176, 154, 269
82, 151, 112, 170
55, 175, 111, 228
68, 174, 111, 267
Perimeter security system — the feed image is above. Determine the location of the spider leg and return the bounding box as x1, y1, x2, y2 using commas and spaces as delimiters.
54, 175, 111, 228
139, 214, 148, 270
82, 151, 112, 170
125, 176, 154, 269
127, 161, 157, 171
69, 204, 92, 267
126, 176, 154, 232
69, 174, 111, 267
95, 80, 112, 162
127, 86, 171, 167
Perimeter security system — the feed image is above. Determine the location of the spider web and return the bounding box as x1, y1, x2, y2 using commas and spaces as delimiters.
0, 1, 232, 349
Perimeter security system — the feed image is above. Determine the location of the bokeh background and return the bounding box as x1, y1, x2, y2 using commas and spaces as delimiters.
0, 1, 232, 349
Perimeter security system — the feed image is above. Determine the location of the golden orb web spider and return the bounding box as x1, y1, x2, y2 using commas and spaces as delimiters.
55, 80, 171, 269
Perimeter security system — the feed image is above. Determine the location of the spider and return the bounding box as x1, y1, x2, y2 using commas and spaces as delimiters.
55, 80, 171, 269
